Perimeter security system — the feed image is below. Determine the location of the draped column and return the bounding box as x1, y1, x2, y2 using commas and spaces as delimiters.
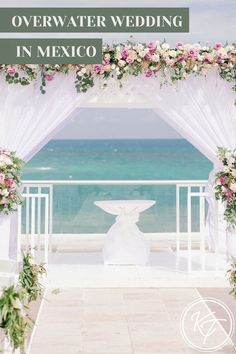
137, 70, 236, 251
0, 72, 92, 260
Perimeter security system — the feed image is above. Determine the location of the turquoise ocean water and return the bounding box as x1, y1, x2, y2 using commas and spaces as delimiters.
22, 139, 212, 234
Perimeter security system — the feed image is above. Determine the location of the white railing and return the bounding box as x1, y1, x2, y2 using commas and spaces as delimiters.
21, 179, 207, 234
18, 193, 49, 265
17, 179, 224, 272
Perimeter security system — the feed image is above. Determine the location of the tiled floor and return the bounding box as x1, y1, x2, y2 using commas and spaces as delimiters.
30, 288, 236, 354
45, 251, 229, 288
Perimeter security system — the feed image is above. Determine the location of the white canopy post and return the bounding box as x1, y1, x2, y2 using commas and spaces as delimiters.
0, 72, 91, 260
138, 70, 236, 251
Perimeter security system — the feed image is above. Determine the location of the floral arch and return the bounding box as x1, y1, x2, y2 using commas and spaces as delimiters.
0, 40, 236, 260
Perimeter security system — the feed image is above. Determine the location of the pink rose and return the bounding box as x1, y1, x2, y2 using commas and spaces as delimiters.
176, 42, 183, 50
145, 53, 152, 61
147, 42, 155, 49
5, 179, 14, 187
188, 48, 197, 58
226, 188, 233, 202
44, 74, 54, 81
7, 68, 16, 75
94, 64, 103, 74
147, 42, 155, 55
121, 49, 129, 59
145, 69, 153, 78
103, 54, 110, 65
214, 42, 222, 50
126, 56, 134, 64
177, 55, 185, 62
219, 176, 226, 185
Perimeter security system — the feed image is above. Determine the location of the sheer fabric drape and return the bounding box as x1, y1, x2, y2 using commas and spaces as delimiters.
137, 70, 236, 250
1, 69, 235, 259
0, 73, 91, 259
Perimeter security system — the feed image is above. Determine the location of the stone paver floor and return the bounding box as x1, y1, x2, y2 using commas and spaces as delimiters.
30, 288, 236, 354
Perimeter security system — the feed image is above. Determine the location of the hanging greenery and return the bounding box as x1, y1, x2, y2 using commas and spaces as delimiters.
0, 286, 30, 350
0, 253, 46, 350
227, 259, 236, 299
19, 253, 46, 302
0, 41, 235, 97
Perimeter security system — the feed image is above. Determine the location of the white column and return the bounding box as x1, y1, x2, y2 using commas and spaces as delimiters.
0, 215, 11, 260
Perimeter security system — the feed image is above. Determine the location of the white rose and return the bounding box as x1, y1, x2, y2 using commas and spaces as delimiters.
81, 68, 87, 74
230, 183, 236, 193
231, 169, 236, 178
118, 60, 126, 67
28, 257, 35, 265
224, 166, 230, 173
152, 54, 160, 62
169, 50, 177, 58
228, 156, 235, 167
135, 44, 144, 52
1, 189, 9, 197
162, 43, 170, 51
193, 43, 201, 50
0, 155, 12, 165
139, 49, 149, 58
115, 51, 122, 60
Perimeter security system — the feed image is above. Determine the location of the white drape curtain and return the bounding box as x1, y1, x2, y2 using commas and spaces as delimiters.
0, 72, 92, 259
0, 72, 90, 161
137, 70, 236, 251
1, 68, 236, 259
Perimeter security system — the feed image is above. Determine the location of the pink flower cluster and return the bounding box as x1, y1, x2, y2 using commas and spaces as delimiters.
0, 149, 23, 214
1, 41, 235, 96
215, 148, 236, 227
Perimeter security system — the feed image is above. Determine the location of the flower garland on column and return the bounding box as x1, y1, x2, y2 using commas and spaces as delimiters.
0, 149, 24, 214
0, 41, 235, 99
215, 147, 236, 228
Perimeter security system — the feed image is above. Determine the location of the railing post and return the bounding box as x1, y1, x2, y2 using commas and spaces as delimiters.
44, 195, 49, 266
176, 184, 180, 253
17, 205, 22, 262
31, 197, 36, 257
37, 187, 42, 254
49, 185, 53, 253
199, 187, 206, 271
187, 186, 192, 272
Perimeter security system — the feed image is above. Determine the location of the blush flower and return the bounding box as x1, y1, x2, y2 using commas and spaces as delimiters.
7, 68, 16, 75
188, 48, 197, 58
44, 74, 54, 81
145, 69, 153, 77
214, 42, 222, 50
219, 176, 226, 185
5, 179, 14, 187
121, 49, 129, 59
176, 42, 184, 50
94, 64, 103, 74
226, 188, 233, 202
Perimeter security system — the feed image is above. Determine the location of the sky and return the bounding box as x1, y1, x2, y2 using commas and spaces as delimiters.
1, 0, 235, 139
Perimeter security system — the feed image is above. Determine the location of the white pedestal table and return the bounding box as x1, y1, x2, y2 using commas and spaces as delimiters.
94, 200, 156, 265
